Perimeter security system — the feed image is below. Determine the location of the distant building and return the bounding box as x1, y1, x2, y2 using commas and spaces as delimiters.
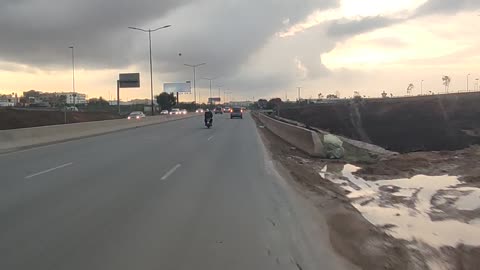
63, 92, 87, 105
108, 99, 157, 106
22, 90, 87, 105
130, 99, 151, 105
0, 93, 17, 107
229, 101, 253, 107
109, 101, 133, 106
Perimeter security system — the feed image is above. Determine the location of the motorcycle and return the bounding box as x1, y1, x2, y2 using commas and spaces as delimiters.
205, 118, 213, 129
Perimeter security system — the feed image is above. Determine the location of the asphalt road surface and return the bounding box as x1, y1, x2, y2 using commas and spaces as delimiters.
0, 113, 353, 270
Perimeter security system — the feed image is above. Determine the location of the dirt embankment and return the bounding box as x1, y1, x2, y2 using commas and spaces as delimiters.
253, 113, 480, 270
253, 114, 426, 270
279, 93, 480, 153
0, 108, 122, 130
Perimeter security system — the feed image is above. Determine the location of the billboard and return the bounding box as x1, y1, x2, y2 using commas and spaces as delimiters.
208, 97, 221, 103
164, 82, 191, 93
119, 73, 140, 88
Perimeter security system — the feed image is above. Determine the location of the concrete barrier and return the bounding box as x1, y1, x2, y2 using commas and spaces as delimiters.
0, 114, 199, 153
257, 113, 325, 157
272, 115, 397, 157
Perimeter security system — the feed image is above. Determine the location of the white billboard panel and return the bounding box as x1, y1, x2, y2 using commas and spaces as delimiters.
164, 82, 191, 93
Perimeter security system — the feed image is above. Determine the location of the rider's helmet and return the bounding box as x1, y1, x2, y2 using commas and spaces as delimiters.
206, 109, 210, 112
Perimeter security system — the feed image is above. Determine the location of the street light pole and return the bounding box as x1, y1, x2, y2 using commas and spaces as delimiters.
129, 25, 171, 115
476, 78, 479, 91
148, 30, 154, 113
68, 46, 76, 106
297, 87, 302, 101
224, 91, 232, 104
185, 63, 206, 104
217, 86, 223, 103
203, 77, 216, 104
467, 74, 471, 92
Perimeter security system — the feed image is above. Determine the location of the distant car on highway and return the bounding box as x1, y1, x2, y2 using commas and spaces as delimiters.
127, 111, 146, 120
160, 110, 169, 115
170, 108, 181, 115
63, 106, 78, 112
196, 108, 204, 113
214, 107, 223, 114
223, 107, 231, 113
181, 109, 188, 115
230, 107, 243, 119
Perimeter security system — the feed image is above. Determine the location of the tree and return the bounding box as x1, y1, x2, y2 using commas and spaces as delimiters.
326, 94, 338, 99
157, 92, 176, 110
407, 83, 414, 95
381, 91, 388, 98
442, 76, 451, 93
88, 97, 109, 107
257, 99, 268, 109
23, 90, 41, 99
266, 98, 282, 110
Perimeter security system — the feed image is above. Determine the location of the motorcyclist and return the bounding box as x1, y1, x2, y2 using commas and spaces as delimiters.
204, 109, 213, 126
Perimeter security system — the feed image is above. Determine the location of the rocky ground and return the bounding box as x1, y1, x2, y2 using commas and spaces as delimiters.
254, 115, 480, 270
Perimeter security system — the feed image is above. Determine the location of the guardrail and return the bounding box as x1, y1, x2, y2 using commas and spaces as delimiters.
256, 113, 325, 157
0, 114, 199, 153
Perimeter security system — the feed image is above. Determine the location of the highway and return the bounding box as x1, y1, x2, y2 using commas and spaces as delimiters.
0, 113, 353, 270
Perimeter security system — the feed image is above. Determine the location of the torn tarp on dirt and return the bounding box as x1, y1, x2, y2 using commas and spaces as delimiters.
323, 134, 345, 159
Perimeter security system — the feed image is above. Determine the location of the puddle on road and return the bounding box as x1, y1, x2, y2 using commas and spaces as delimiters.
321, 164, 480, 248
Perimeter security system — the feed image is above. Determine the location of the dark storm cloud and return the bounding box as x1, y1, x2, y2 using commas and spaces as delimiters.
0, 0, 338, 73
0, 0, 192, 68
413, 0, 480, 16
142, 0, 338, 81
326, 16, 403, 38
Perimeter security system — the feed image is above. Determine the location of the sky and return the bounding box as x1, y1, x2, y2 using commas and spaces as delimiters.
0, 0, 479, 102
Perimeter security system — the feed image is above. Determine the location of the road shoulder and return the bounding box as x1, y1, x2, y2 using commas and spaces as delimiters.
252, 114, 425, 270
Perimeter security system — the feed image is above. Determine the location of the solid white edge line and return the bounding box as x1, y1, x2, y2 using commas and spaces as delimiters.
25, 162, 73, 179
161, 164, 181, 180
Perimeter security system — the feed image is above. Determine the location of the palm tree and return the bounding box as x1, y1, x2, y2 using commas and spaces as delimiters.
407, 83, 414, 95
442, 76, 451, 93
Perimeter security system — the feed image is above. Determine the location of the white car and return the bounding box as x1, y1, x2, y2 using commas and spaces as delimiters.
181, 109, 188, 115
170, 108, 181, 115
160, 110, 169, 115
195, 108, 204, 113
127, 111, 146, 120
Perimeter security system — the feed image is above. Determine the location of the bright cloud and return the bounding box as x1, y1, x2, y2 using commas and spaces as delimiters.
279, 0, 428, 37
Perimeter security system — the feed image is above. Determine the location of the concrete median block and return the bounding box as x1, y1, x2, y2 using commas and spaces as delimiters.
257, 113, 325, 157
